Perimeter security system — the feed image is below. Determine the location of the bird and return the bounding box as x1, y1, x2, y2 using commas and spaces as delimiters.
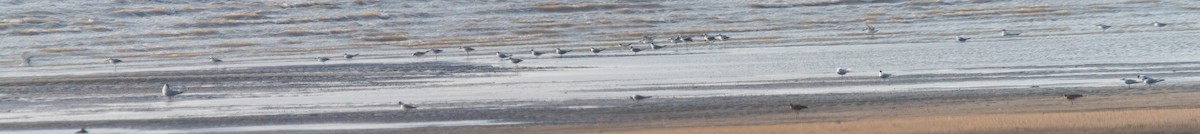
957, 36, 971, 42
678, 35, 694, 50
343, 53, 358, 59
555, 48, 572, 57
616, 43, 632, 47
1139, 75, 1166, 87
1063, 94, 1083, 105
398, 101, 417, 111
716, 34, 730, 41
19, 51, 32, 67
106, 58, 122, 72
789, 104, 809, 117
530, 49, 545, 58
640, 35, 654, 44
703, 33, 717, 43
629, 95, 651, 103
428, 48, 443, 59
836, 68, 851, 77
316, 57, 330, 63
669, 36, 683, 45
162, 83, 185, 100
210, 56, 223, 63
590, 47, 605, 55
1152, 21, 1167, 27
412, 51, 427, 57
629, 46, 644, 55
648, 43, 665, 50
75, 127, 88, 134
460, 46, 476, 57
878, 70, 892, 80
1121, 78, 1142, 89
495, 51, 511, 59
506, 58, 524, 67
1095, 24, 1111, 31
862, 25, 878, 34
1000, 29, 1020, 37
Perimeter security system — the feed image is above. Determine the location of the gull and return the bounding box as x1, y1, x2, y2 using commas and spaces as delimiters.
590, 47, 605, 55
648, 43, 664, 50
555, 48, 572, 57
616, 43, 632, 47
343, 53, 358, 59
316, 57, 330, 64
530, 49, 545, 58
1121, 78, 1142, 89
162, 83, 185, 100
716, 34, 730, 41
629, 94, 651, 103
1000, 29, 1020, 37
836, 68, 850, 77
629, 46, 644, 55
640, 35, 654, 44
1139, 75, 1166, 87
1095, 24, 1111, 31
957, 36, 971, 42
496, 51, 511, 59
398, 101, 417, 111
1152, 21, 1167, 27
703, 33, 717, 43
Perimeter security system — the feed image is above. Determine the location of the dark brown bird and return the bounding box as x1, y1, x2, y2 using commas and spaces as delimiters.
790, 104, 809, 117
1063, 94, 1083, 104
75, 127, 88, 134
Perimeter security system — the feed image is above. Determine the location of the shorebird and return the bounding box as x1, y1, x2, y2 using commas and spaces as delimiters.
461, 46, 476, 57
209, 56, 223, 69
703, 33, 717, 43
412, 51, 427, 57
640, 35, 654, 44
495, 51, 511, 59
862, 25, 878, 34
679, 35, 694, 50
343, 53, 358, 59
878, 70, 892, 80
555, 48, 572, 57
669, 36, 682, 44
1095, 24, 1111, 31
957, 36, 971, 42
616, 43, 632, 47
590, 47, 605, 55
629, 94, 651, 103
162, 83, 185, 100
1121, 78, 1142, 89
836, 68, 851, 77
428, 49, 443, 60
1139, 75, 1166, 87
106, 58, 122, 72
316, 57, 330, 63
19, 51, 32, 67
506, 58, 524, 67
1152, 21, 1167, 27
629, 46, 644, 55
1063, 94, 1083, 105
1000, 29, 1020, 37
398, 101, 417, 111
789, 104, 809, 117
716, 34, 730, 41
75, 127, 88, 134
530, 49, 545, 58
648, 43, 664, 50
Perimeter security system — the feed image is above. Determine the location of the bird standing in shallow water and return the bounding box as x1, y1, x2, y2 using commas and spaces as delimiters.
1000, 29, 1020, 37
649, 43, 664, 50
1139, 75, 1166, 87
398, 101, 417, 111
629, 46, 644, 55
343, 53, 358, 59
555, 48, 572, 57
1095, 24, 1111, 31
316, 57, 330, 64
530, 49, 545, 58
1121, 78, 1142, 89
590, 47, 605, 55
428, 49, 443, 60
957, 36, 971, 42
461, 46, 475, 57
836, 68, 851, 77
1152, 21, 1167, 27
162, 83, 185, 101
106, 58, 122, 72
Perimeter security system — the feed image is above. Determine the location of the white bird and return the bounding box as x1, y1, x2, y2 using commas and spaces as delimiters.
162, 83, 185, 100
530, 49, 545, 58
1152, 21, 1167, 27
343, 53, 358, 59
1121, 78, 1142, 89
703, 33, 717, 43
669, 36, 682, 44
878, 70, 892, 80
629, 46, 644, 55
1000, 29, 1020, 37
1095, 24, 1111, 31
590, 47, 605, 55
836, 68, 851, 77
629, 94, 652, 103
957, 36, 971, 42
1138, 75, 1166, 87
648, 43, 664, 50
640, 35, 654, 44
716, 34, 730, 41
496, 51, 511, 59
398, 101, 417, 111
555, 48, 572, 57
